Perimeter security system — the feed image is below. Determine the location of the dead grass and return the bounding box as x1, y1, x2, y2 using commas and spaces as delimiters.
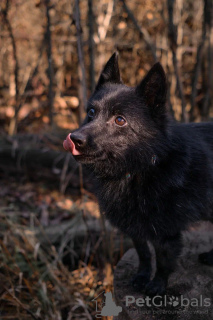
0, 178, 114, 320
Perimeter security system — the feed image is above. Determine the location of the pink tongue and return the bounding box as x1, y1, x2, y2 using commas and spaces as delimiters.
63, 133, 81, 156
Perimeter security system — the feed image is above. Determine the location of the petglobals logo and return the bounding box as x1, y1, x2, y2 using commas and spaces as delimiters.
125, 295, 211, 308
92, 291, 122, 318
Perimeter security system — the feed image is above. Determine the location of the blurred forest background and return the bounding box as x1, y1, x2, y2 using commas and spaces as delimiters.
0, 0, 213, 319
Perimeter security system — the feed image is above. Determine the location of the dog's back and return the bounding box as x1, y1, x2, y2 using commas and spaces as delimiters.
180, 122, 213, 152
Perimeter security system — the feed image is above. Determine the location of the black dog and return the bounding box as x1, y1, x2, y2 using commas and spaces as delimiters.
63, 53, 213, 295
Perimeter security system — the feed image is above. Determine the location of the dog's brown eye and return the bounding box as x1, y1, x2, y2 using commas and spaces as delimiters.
88, 108, 95, 118
115, 116, 126, 126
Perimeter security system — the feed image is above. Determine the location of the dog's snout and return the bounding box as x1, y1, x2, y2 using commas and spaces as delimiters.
71, 132, 87, 148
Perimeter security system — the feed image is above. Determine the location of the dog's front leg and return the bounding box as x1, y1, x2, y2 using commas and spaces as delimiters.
131, 239, 152, 290
145, 233, 183, 296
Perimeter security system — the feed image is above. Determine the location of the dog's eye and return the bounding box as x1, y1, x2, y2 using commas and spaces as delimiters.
88, 108, 95, 118
115, 116, 126, 126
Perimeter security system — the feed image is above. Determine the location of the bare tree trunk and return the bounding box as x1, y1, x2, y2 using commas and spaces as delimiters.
210, 1, 213, 115
160, 3, 175, 117
88, 0, 95, 93
190, 0, 207, 121
45, 0, 54, 126
167, 0, 187, 122
75, 0, 87, 124
202, 0, 213, 120
97, 0, 114, 73
1, 0, 19, 135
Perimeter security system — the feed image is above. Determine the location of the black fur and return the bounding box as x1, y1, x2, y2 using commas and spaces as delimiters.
69, 53, 213, 295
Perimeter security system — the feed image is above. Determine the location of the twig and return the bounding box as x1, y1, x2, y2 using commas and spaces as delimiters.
120, 0, 157, 62
4, 288, 41, 320
15, 36, 46, 118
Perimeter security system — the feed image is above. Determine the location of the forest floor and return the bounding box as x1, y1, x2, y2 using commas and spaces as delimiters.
0, 172, 115, 320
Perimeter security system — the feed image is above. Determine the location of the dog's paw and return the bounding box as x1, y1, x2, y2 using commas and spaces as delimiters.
199, 251, 213, 266
131, 271, 151, 291
145, 277, 166, 296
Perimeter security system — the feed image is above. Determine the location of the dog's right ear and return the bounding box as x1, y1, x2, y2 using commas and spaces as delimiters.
95, 52, 122, 91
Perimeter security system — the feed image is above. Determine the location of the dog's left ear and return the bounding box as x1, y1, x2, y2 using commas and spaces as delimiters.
95, 52, 122, 91
136, 63, 167, 115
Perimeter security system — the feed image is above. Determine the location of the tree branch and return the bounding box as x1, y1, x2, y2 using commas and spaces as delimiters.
120, 0, 157, 63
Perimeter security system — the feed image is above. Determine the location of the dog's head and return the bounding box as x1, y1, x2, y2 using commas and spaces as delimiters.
64, 53, 169, 177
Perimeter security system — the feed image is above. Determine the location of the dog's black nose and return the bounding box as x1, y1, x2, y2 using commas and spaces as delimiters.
71, 132, 87, 148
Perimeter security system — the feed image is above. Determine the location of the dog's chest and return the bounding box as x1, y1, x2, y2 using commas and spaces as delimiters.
97, 178, 157, 239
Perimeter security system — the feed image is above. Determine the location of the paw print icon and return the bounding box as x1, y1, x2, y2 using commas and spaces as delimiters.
167, 296, 179, 307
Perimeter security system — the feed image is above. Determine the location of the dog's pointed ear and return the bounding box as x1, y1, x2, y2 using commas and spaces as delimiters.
136, 63, 167, 114
95, 52, 122, 91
